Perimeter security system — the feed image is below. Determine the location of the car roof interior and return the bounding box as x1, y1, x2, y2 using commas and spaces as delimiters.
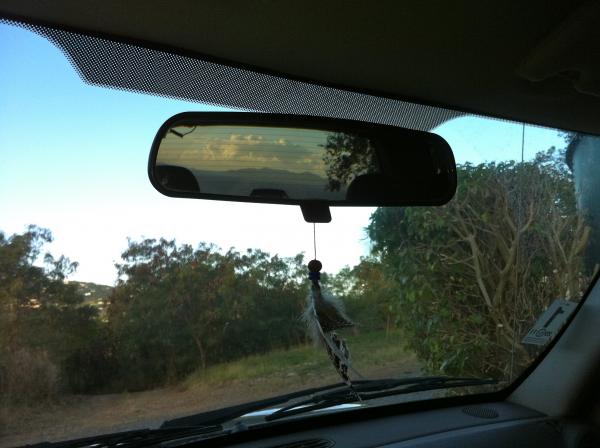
1, 0, 600, 135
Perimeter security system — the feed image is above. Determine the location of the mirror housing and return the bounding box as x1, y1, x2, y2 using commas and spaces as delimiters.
148, 112, 456, 221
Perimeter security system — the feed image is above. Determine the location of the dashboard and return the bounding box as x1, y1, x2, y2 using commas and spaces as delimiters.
166, 402, 598, 448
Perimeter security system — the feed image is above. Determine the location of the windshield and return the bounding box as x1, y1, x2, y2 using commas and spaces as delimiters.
1, 21, 599, 447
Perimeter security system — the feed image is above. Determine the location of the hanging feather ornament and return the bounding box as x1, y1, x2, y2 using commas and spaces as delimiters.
303, 259, 361, 392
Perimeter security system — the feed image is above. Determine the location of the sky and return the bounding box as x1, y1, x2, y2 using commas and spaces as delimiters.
0, 22, 567, 285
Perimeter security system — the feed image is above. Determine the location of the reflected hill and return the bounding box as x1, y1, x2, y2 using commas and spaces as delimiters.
191, 167, 345, 200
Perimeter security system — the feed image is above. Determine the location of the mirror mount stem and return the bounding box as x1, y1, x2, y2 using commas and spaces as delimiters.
300, 202, 332, 223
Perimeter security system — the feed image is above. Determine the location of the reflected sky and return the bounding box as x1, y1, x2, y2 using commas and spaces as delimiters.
158, 126, 329, 175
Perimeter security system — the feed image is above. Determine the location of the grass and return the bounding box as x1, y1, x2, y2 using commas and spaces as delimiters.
183, 331, 420, 390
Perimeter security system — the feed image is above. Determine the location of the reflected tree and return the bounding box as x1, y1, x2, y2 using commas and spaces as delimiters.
323, 132, 377, 191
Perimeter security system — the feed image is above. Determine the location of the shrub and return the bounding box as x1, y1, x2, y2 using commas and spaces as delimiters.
367, 150, 591, 379
0, 348, 60, 405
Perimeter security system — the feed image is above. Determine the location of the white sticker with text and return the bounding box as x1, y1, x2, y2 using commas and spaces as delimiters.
522, 299, 577, 346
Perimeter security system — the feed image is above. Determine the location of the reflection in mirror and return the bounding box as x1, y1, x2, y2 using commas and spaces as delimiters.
155, 125, 379, 202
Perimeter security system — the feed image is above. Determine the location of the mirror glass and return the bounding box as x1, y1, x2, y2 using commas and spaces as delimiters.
150, 113, 457, 208
155, 125, 380, 201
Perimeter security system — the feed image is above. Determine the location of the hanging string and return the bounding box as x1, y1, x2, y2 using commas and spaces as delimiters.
313, 223, 317, 260
520, 123, 525, 163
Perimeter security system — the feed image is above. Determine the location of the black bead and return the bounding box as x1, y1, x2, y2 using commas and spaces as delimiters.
308, 259, 322, 273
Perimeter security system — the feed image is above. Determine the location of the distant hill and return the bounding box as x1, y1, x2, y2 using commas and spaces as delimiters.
191, 167, 345, 200
70, 281, 113, 304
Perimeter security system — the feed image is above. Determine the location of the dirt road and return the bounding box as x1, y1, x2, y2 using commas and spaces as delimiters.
1, 363, 422, 447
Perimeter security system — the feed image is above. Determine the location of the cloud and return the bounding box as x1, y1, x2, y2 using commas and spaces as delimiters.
157, 127, 329, 174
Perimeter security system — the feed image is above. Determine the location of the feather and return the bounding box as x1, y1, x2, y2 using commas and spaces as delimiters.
314, 288, 353, 333
303, 260, 361, 390
324, 332, 350, 383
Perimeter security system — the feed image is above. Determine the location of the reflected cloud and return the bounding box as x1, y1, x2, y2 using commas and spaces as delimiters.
157, 126, 327, 175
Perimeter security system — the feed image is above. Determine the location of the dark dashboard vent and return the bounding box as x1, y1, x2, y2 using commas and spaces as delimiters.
267, 438, 334, 448
462, 406, 499, 419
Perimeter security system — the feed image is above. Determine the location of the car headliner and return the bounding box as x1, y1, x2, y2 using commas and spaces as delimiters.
1, 0, 599, 134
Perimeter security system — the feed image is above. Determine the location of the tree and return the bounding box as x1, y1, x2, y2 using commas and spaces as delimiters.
327, 260, 400, 335
323, 132, 377, 191
0, 226, 103, 400
107, 238, 308, 390
367, 149, 591, 379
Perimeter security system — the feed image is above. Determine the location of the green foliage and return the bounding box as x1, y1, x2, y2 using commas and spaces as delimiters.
107, 239, 308, 390
0, 348, 59, 405
0, 147, 591, 398
0, 226, 105, 400
0, 228, 313, 395
323, 132, 377, 191
367, 149, 591, 379
326, 260, 399, 334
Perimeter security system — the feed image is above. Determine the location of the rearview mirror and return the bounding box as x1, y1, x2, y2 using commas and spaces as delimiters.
148, 113, 456, 222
